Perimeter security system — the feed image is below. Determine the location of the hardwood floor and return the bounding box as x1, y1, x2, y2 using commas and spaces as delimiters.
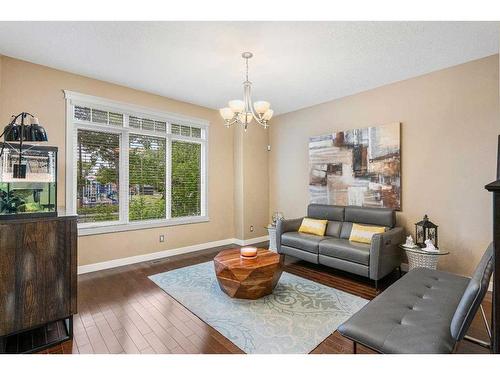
32, 241, 491, 354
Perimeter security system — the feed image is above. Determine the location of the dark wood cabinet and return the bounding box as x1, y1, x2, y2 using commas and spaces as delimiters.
0, 214, 77, 352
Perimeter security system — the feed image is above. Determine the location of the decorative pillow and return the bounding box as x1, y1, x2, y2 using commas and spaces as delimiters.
349, 223, 386, 244
298, 218, 328, 236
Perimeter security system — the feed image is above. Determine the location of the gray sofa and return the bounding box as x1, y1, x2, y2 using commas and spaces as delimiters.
338, 244, 494, 354
276, 204, 404, 285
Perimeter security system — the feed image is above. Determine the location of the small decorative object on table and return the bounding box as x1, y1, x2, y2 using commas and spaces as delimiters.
402, 235, 419, 249
415, 214, 438, 248
271, 211, 284, 226
422, 239, 438, 253
240, 246, 258, 259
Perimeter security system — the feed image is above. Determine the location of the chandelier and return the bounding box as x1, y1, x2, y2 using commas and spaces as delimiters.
219, 52, 273, 131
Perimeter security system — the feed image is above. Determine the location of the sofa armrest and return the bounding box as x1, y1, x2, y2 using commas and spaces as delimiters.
369, 227, 405, 281
276, 217, 303, 254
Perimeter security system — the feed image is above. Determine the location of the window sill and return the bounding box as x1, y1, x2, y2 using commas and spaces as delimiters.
77, 216, 210, 236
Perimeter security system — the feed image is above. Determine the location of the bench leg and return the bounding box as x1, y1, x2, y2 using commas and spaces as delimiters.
463, 304, 492, 350
353, 341, 357, 354
397, 266, 402, 278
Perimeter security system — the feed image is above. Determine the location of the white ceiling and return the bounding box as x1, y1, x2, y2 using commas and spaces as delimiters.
0, 22, 498, 115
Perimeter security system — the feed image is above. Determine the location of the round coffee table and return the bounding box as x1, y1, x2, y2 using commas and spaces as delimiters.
213, 248, 283, 299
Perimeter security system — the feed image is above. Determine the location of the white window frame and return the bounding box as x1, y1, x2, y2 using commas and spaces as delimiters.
64, 90, 209, 236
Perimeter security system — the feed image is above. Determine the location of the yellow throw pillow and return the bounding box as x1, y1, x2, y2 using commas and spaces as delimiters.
349, 223, 386, 244
298, 218, 328, 236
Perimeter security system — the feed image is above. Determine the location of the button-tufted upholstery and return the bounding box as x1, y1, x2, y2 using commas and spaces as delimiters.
338, 244, 494, 354
338, 268, 469, 353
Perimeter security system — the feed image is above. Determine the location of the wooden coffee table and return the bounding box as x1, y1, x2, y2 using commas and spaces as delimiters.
213, 248, 283, 299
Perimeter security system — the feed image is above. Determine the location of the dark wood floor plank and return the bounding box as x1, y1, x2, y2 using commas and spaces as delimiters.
93, 315, 124, 354
113, 328, 141, 354
143, 332, 171, 354
84, 325, 110, 354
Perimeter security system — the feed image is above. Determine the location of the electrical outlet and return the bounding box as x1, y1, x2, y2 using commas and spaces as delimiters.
250, 225, 254, 232
159, 235, 165, 242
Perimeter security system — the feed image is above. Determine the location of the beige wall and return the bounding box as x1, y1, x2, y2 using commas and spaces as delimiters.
233, 125, 270, 240
269, 55, 500, 277
0, 56, 236, 266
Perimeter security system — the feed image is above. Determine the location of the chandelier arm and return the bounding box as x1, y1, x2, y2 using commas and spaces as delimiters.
243, 81, 267, 127
226, 116, 241, 127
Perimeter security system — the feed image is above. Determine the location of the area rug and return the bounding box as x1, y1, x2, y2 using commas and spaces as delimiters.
149, 262, 368, 354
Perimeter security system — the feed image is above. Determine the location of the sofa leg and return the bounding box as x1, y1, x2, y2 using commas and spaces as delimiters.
353, 341, 357, 354
397, 266, 402, 278
374, 280, 379, 294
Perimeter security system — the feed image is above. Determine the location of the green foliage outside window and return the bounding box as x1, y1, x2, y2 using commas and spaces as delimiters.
129, 134, 166, 221
171, 141, 201, 218
77, 130, 202, 224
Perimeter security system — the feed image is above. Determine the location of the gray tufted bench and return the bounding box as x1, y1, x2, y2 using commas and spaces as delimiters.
338, 244, 494, 354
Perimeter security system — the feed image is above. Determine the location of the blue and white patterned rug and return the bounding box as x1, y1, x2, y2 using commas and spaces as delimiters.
149, 262, 368, 354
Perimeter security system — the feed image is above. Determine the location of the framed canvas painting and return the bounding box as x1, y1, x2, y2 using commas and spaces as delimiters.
308, 122, 401, 210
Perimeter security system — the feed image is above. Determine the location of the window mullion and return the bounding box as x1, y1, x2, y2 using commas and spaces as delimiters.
166, 134, 172, 220
121, 131, 130, 224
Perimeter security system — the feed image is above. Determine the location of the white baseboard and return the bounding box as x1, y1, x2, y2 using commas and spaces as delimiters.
77, 235, 270, 275
233, 235, 270, 246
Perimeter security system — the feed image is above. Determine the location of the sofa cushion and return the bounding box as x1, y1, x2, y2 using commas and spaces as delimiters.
281, 232, 326, 254
338, 267, 469, 354
307, 204, 344, 221
345, 206, 395, 228
325, 220, 342, 237
349, 223, 385, 244
318, 238, 370, 266
340, 221, 388, 240
298, 218, 328, 236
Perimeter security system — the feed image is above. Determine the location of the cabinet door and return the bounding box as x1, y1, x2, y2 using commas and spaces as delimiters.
0, 218, 76, 336
0, 223, 17, 335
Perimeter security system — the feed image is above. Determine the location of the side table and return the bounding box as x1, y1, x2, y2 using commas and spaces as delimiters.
399, 245, 450, 271
266, 225, 277, 252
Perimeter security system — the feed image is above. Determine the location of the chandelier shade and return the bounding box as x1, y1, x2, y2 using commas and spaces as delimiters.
253, 101, 270, 114
262, 109, 274, 121
228, 100, 245, 113
219, 107, 234, 121
238, 112, 253, 124
220, 52, 273, 131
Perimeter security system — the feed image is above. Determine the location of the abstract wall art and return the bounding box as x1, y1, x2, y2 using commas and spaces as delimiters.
308, 122, 401, 210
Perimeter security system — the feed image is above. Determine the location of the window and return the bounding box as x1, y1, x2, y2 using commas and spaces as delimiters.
66, 91, 208, 235
171, 140, 201, 217
129, 134, 166, 221
76, 130, 120, 223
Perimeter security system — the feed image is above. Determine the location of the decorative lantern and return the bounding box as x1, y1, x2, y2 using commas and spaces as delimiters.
415, 214, 438, 249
